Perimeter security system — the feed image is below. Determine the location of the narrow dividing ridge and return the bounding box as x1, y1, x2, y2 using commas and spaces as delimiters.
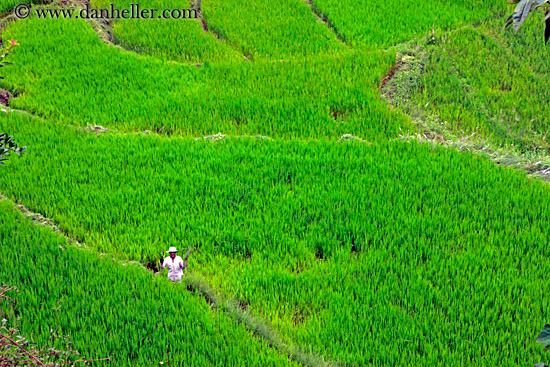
0, 193, 341, 367
301, 0, 347, 44
380, 39, 550, 183
77, 0, 116, 46
191, 0, 208, 32
379, 58, 403, 90
190, 0, 249, 61
0, 14, 18, 46
0, 192, 144, 268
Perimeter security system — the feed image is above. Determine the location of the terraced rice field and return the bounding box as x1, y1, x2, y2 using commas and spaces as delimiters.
1, 0, 549, 366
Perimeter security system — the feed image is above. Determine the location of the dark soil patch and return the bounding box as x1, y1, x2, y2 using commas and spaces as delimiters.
200, 17, 209, 32
350, 237, 357, 253
314, 244, 324, 260
292, 305, 309, 326
330, 107, 355, 125
144, 258, 161, 273
190, 0, 208, 32
380, 58, 403, 90
92, 16, 114, 44
235, 296, 250, 311
0, 90, 13, 107
153, 125, 174, 136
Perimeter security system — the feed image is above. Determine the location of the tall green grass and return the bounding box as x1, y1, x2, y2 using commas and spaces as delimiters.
92, 0, 347, 62
200, 0, 346, 60
89, 0, 505, 60
2, 110, 550, 366
0, 0, 46, 16
90, 0, 243, 64
92, 0, 347, 61
0, 198, 300, 367
412, 20, 550, 149
1, 16, 408, 139
2, 1, 550, 366
307, 0, 507, 48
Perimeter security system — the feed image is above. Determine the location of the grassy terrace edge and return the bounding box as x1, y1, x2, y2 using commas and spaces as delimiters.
2, 110, 550, 365
1, 0, 550, 365
0, 196, 309, 367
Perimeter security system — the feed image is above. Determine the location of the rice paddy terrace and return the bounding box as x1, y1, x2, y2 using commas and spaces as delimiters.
1, 0, 550, 366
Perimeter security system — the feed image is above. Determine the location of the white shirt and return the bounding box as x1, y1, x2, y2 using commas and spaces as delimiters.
163, 255, 185, 280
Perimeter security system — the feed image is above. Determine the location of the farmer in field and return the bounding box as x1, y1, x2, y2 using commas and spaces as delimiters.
161, 247, 187, 283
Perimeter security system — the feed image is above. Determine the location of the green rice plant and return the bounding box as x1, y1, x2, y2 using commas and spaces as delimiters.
0, 198, 300, 367
301, 0, 507, 49
2, 109, 550, 365
199, 0, 346, 60
1, 284, 110, 366
89, 0, 242, 64
2, 1, 550, 365
412, 20, 550, 150
90, 0, 347, 62
0, 0, 46, 16
1, 15, 409, 139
